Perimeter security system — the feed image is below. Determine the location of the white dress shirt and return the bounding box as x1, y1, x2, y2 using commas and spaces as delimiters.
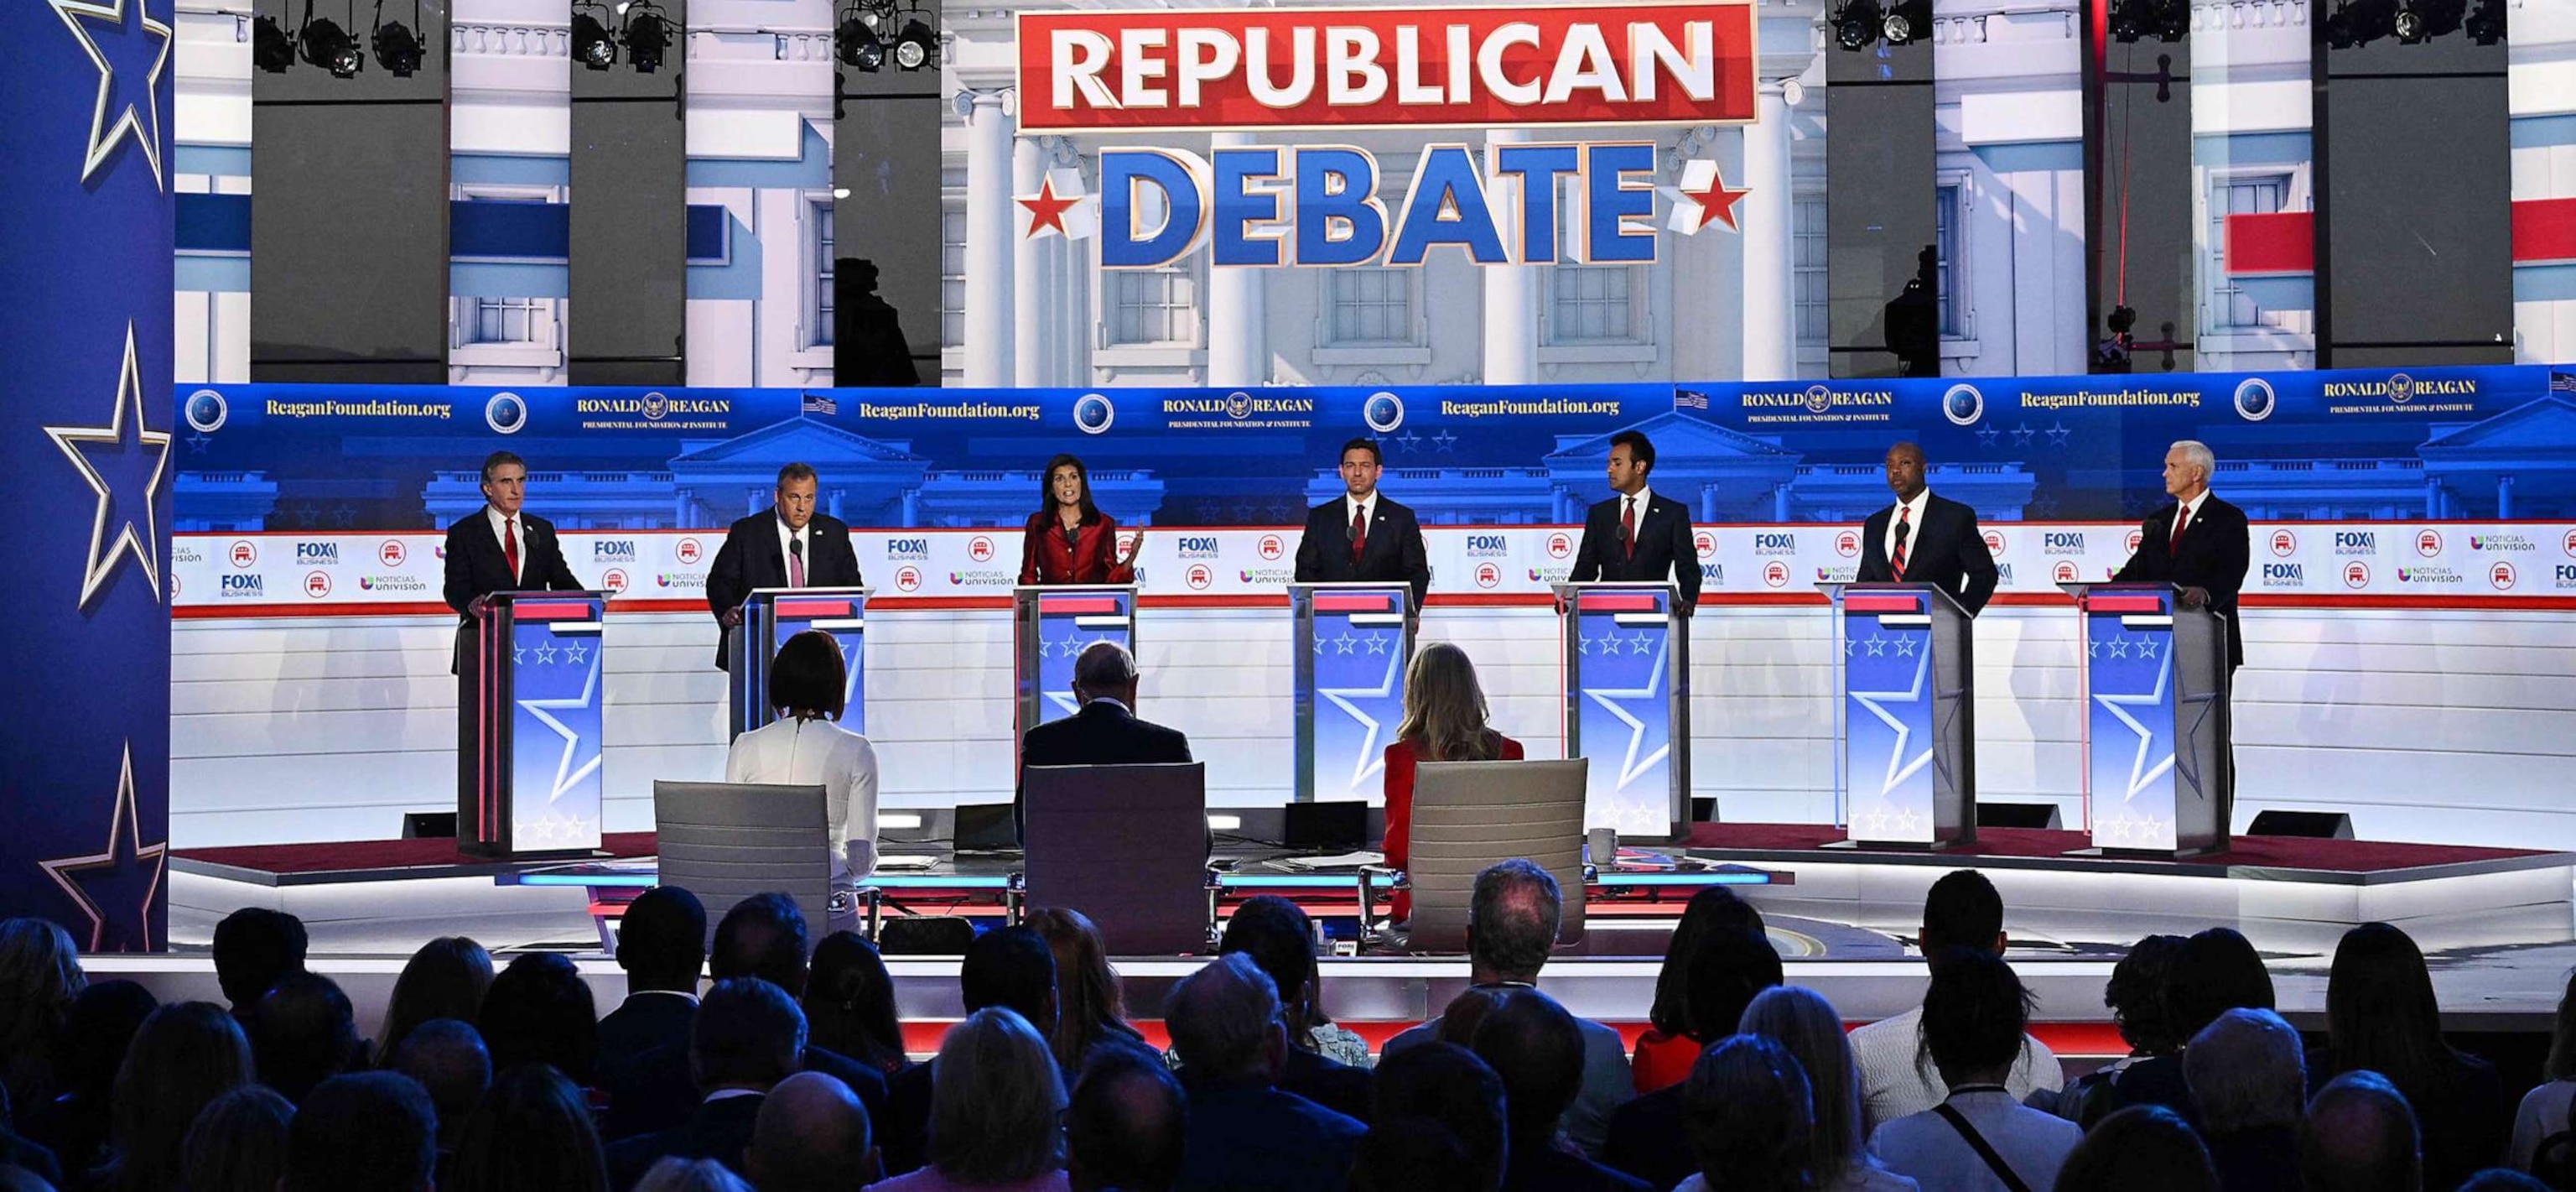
1884, 488, 1934, 570
485, 505, 526, 584
724, 716, 880, 877
774, 516, 813, 586
1869, 1087, 2081, 1192
1849, 1006, 2064, 1132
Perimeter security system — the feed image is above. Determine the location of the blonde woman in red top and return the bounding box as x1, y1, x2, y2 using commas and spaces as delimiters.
1380, 642, 1522, 924
1018, 454, 1140, 586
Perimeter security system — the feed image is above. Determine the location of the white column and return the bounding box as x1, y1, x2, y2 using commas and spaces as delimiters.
1013, 137, 1052, 388
1483, 128, 1541, 385
963, 92, 1016, 387
1206, 131, 1268, 386
1741, 84, 1797, 382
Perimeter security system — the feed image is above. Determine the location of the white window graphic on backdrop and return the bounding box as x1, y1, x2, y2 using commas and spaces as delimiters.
813, 200, 837, 349
2207, 174, 2293, 332
1935, 183, 1963, 340
1541, 173, 1649, 347
450, 186, 563, 367
1326, 268, 1422, 347
940, 201, 965, 349
1102, 182, 1205, 349
1794, 192, 1828, 373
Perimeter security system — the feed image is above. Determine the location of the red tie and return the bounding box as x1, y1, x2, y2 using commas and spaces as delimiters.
1349, 504, 1368, 562
2168, 505, 2190, 556
503, 517, 521, 583
1621, 497, 1637, 560
1892, 505, 1911, 580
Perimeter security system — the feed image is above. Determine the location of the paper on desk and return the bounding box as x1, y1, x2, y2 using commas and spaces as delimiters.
1276, 851, 1386, 871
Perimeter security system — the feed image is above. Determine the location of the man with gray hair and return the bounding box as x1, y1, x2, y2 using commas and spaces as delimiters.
2187, 1007, 2306, 1191
2302, 1070, 2422, 1192
2113, 439, 2250, 670
1382, 859, 1634, 1157
1166, 951, 1364, 1191
1014, 639, 1192, 842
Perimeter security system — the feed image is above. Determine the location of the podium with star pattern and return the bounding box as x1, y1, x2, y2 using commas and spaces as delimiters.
1555, 582, 1691, 841
2063, 582, 2231, 856
727, 586, 870, 740
459, 591, 609, 857
1014, 585, 1140, 747
1291, 583, 1416, 804
1827, 582, 1976, 850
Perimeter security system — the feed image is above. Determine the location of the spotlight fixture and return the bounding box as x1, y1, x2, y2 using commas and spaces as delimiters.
1879, 0, 1930, 44
299, 13, 364, 76
370, 0, 424, 77
1831, 0, 1882, 50
2464, 0, 2504, 44
837, 2, 934, 70
2394, 0, 2464, 43
573, 0, 617, 69
2108, 0, 2189, 43
622, 0, 674, 73
835, 10, 885, 70
253, 13, 296, 71
892, 16, 934, 69
2324, 0, 2397, 48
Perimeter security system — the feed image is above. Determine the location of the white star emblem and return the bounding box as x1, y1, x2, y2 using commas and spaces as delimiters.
50, 0, 173, 190
1365, 632, 1390, 656
1851, 648, 1936, 804
1893, 635, 1918, 658
1319, 646, 1404, 792
1582, 636, 1672, 793
1335, 632, 1358, 655
517, 649, 605, 811
1627, 633, 1652, 656
564, 642, 590, 666
2096, 650, 2178, 805
1577, 635, 1595, 656
36, 743, 168, 951
44, 323, 170, 608
535, 641, 559, 665
1865, 637, 1887, 658
2132, 638, 2158, 662
2108, 638, 2130, 659
512, 646, 527, 665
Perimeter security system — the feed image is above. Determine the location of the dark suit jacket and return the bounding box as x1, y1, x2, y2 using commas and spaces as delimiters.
878, 1057, 936, 1176
1175, 1080, 1366, 1192
1504, 1143, 1653, 1192
1857, 492, 1999, 616
1293, 494, 1431, 612
703, 512, 865, 669
442, 508, 585, 674
598, 1038, 886, 1145
2112, 493, 2252, 669
1569, 491, 1701, 612
1279, 1046, 1373, 1126
1597, 1083, 1690, 1191
596, 992, 696, 1074
604, 1092, 764, 1191
1014, 699, 1193, 843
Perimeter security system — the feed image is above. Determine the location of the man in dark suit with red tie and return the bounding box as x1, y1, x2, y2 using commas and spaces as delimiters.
1292, 438, 1432, 612
2112, 440, 2251, 669
441, 450, 586, 674
1856, 442, 1999, 615
1569, 429, 1701, 613
704, 462, 865, 669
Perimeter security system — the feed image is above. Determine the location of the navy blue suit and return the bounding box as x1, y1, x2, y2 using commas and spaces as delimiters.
1175, 1080, 1365, 1192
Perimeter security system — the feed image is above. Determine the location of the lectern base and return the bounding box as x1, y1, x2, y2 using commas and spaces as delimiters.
458, 845, 610, 861
2062, 846, 2221, 861
1820, 838, 1975, 853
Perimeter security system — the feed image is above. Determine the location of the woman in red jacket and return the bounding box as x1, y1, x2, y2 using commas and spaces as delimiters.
1381, 642, 1522, 924
1018, 454, 1140, 586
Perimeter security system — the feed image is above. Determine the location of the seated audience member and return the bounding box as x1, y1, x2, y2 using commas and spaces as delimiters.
600, 887, 707, 1064
449, 1062, 608, 1192
634, 1156, 757, 1192
1369, 1043, 1507, 1192
1380, 642, 1523, 926
2459, 1171, 2553, 1192
1850, 871, 2063, 1132
1431, 987, 1511, 1049
2316, 923, 2503, 1189
881, 926, 1058, 1175
0, 917, 86, 1113
1348, 1121, 1482, 1192
1600, 926, 1784, 1189
1165, 952, 1364, 1192
1031, 908, 1150, 1071
177, 1085, 293, 1192
2171, 927, 2277, 1039
1067, 1043, 1187, 1192
478, 952, 600, 1090
1014, 640, 1193, 843
606, 978, 806, 1190
281, 1071, 436, 1192
2302, 1070, 2422, 1192
19, 978, 155, 1177
209, 908, 305, 1032
1867, 950, 2080, 1192
251, 972, 363, 1106
2058, 934, 2193, 1128
370, 936, 494, 1067
743, 1071, 876, 1192
2184, 1008, 2308, 1192
388, 1018, 489, 1179
1217, 896, 1372, 1120
90, 1002, 255, 1192
1675, 1035, 1817, 1192
2054, 1104, 2217, 1192
2511, 968, 2576, 1172
1633, 887, 1767, 1094
872, 1007, 1069, 1192
1383, 860, 1630, 1156
725, 629, 882, 881
1469, 989, 1649, 1192
805, 931, 910, 1077
1739, 986, 1919, 1192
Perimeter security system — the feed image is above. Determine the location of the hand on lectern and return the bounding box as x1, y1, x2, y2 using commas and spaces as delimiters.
722, 605, 745, 628
467, 594, 491, 617
2179, 586, 2210, 609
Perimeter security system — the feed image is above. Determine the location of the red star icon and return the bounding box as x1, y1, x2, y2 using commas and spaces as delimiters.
1685, 169, 1752, 233
1019, 177, 1080, 239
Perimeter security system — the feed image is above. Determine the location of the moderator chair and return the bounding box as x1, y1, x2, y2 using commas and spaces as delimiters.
651, 780, 844, 944
1363, 757, 1590, 954
1021, 762, 1213, 955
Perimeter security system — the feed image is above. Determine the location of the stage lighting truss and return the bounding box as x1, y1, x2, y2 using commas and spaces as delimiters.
2464, 0, 2504, 44
574, 0, 618, 70
835, 0, 937, 71
369, 0, 424, 76
1829, 0, 1929, 51
294, 0, 366, 77
621, 0, 676, 73
2107, 0, 2189, 43
2326, 0, 2491, 45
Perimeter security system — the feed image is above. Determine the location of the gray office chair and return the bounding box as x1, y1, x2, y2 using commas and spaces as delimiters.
1021, 762, 1212, 955
1367, 757, 1590, 954
652, 780, 837, 945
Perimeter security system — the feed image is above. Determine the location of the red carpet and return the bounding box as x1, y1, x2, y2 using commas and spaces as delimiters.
176, 832, 657, 875
1681, 823, 2549, 872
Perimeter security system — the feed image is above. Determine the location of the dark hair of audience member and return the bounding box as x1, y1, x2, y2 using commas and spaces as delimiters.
2106, 934, 2189, 1056
1467, 989, 1592, 1146
1920, 869, 2004, 953
2055, 1104, 2217, 1192
713, 893, 814, 998
693, 978, 808, 1094
1370, 1042, 1507, 1192
927, 1007, 1066, 1185
1646, 887, 1767, 1038
444, 1062, 609, 1192
2457, 1170, 2553, 1192
0, 917, 87, 1108
1467, 859, 1561, 980
2301, 1070, 2421, 1192
745, 1071, 875, 1192
209, 908, 306, 1013
0, 1167, 51, 1192
805, 930, 907, 1074
1684, 926, 1785, 1040
633, 1156, 756, 1192
478, 952, 600, 1086
1030, 906, 1146, 1071
2539, 968, 2576, 1085
769, 630, 849, 721
617, 885, 709, 993
1067, 1042, 1187, 1192
1219, 895, 1336, 1049
32, 978, 158, 1175
250, 972, 361, 1105
2173, 927, 2276, 1037
389, 1018, 489, 1155
94, 1002, 255, 1192
283, 1071, 436, 1192
2324, 923, 2462, 1103
1348, 1119, 1483, 1192
1917, 947, 2034, 1086
960, 924, 1058, 1033
1740, 985, 1872, 1188
177, 1085, 293, 1192
1682, 1035, 1815, 1192
371, 936, 494, 1067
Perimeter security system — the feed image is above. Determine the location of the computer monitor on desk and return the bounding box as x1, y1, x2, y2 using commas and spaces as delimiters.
952, 803, 1021, 854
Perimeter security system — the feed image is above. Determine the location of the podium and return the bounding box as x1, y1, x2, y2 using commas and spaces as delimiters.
1821, 581, 1974, 849
726, 586, 869, 740
1014, 586, 1139, 747
457, 591, 608, 858
1291, 583, 1416, 802
2061, 581, 2232, 856
1555, 582, 1690, 840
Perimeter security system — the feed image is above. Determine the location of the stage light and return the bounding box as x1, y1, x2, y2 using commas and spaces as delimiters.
1880, 0, 1930, 44
2395, 0, 2464, 43
836, 14, 886, 70
2325, 0, 2397, 48
1831, 0, 1882, 51
2464, 0, 2504, 43
573, 2, 617, 69
2108, 0, 2189, 43
622, 0, 673, 73
371, 23, 422, 75
253, 13, 296, 71
299, 15, 364, 77
893, 17, 934, 69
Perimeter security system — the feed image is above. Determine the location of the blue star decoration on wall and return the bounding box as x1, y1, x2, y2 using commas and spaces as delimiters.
37, 743, 168, 951
1319, 643, 1405, 792
50, 0, 172, 190
44, 322, 170, 609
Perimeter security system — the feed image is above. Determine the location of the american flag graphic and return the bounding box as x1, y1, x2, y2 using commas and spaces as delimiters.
802, 393, 839, 415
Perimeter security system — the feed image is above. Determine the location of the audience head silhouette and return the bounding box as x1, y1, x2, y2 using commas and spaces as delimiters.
1467, 859, 1561, 982
712, 892, 813, 997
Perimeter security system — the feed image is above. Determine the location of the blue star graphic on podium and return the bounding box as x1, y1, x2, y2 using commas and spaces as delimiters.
43, 323, 170, 609
35, 744, 168, 952
2089, 619, 2179, 822
1317, 640, 1405, 794
517, 648, 605, 819
49, 0, 172, 189
1846, 642, 1935, 827
1582, 637, 1673, 792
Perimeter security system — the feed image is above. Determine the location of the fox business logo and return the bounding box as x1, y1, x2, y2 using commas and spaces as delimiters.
886, 538, 932, 561
296, 542, 340, 566
2269, 529, 2298, 558
593, 540, 638, 562
1465, 534, 1510, 559
2262, 563, 2306, 588
2334, 532, 2376, 556
2555, 565, 2576, 591
1995, 563, 2016, 586
2414, 529, 2444, 558
1176, 535, 1223, 560
220, 574, 266, 598
1703, 564, 1726, 584
1753, 533, 1796, 557
1693, 531, 1715, 560
2044, 532, 2085, 556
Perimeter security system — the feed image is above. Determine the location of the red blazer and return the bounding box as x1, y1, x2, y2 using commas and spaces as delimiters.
1018, 513, 1136, 586
1382, 731, 1524, 921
